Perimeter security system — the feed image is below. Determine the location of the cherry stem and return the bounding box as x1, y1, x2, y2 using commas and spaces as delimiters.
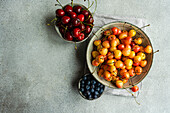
47, 18, 58, 26
56, 0, 63, 8
140, 24, 150, 29
153, 50, 159, 54
71, 0, 73, 7
92, 0, 97, 16
88, 0, 90, 8
74, 42, 77, 50
123, 22, 127, 31
124, 88, 140, 105
88, 1, 94, 9
82, 22, 94, 27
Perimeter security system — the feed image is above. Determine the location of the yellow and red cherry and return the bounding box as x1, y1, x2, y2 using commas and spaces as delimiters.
135, 66, 142, 75
92, 51, 99, 58
109, 66, 116, 72
116, 80, 124, 88
77, 33, 85, 41
123, 36, 132, 45
140, 46, 145, 52
126, 66, 132, 70
104, 30, 111, 36
128, 29, 136, 37
114, 50, 122, 59
117, 29, 122, 35
120, 69, 127, 76
124, 59, 133, 67
61, 16, 70, 24
116, 38, 120, 45
73, 28, 80, 37
122, 72, 130, 79
102, 40, 110, 48
115, 60, 124, 68
111, 70, 118, 76
96, 55, 105, 63
118, 44, 125, 50
103, 55, 107, 61
110, 39, 118, 47
128, 69, 135, 77
99, 48, 108, 55
92, 59, 100, 66
64, 5, 73, 13
137, 52, 146, 60
133, 62, 140, 66
94, 40, 101, 46
107, 59, 115, 66
108, 35, 116, 41
131, 86, 139, 92
98, 68, 104, 77
144, 45, 152, 53
133, 45, 140, 53
109, 46, 117, 52
73, 5, 82, 13
56, 9, 65, 17
140, 60, 147, 67
119, 32, 128, 40
122, 48, 131, 56
134, 55, 142, 63
129, 51, 135, 59
77, 14, 85, 22
134, 38, 142, 45
107, 52, 114, 59
104, 71, 112, 81
111, 27, 118, 35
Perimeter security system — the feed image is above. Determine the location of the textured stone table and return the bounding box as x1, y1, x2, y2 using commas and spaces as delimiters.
0, 0, 170, 113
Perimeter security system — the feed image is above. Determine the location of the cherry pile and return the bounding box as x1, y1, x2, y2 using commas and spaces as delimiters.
55, 5, 94, 42
78, 74, 105, 100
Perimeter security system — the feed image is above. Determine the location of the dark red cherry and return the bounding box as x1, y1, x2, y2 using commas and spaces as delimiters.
72, 18, 80, 26
64, 5, 73, 13
56, 9, 65, 17
65, 32, 73, 41
86, 16, 94, 24
59, 27, 65, 35
55, 18, 61, 27
131, 41, 136, 48
78, 33, 85, 41
81, 10, 89, 17
73, 6, 82, 14
73, 28, 80, 38
61, 16, 70, 24
69, 12, 77, 18
77, 14, 84, 22
79, 23, 85, 31
85, 26, 91, 34
67, 23, 73, 30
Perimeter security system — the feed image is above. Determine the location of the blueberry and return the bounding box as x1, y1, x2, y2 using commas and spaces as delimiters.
100, 88, 104, 94
88, 95, 92, 99
87, 81, 91, 85
91, 88, 95, 93
97, 82, 101, 86
91, 80, 96, 84
91, 84, 95, 89
100, 85, 104, 88
83, 76, 87, 81
86, 91, 91, 95
80, 88, 85, 92
81, 80, 85, 84
93, 95, 98, 99
85, 85, 90, 90
94, 91, 99, 96
80, 84, 85, 88
96, 87, 100, 91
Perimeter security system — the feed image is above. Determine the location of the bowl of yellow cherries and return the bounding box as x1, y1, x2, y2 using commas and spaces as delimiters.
86, 21, 153, 89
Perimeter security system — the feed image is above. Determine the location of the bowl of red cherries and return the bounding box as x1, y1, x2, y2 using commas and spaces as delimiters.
55, 3, 94, 43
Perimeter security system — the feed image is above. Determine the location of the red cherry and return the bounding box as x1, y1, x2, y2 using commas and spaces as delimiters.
59, 27, 65, 35
73, 6, 82, 13
65, 32, 73, 41
67, 23, 73, 30
64, 5, 73, 13
77, 14, 84, 22
133, 62, 140, 66
79, 23, 85, 31
118, 44, 125, 50
73, 28, 81, 38
85, 26, 91, 34
61, 16, 70, 24
56, 9, 65, 17
78, 33, 85, 41
72, 18, 80, 26
131, 41, 136, 48
69, 12, 77, 19
81, 10, 89, 18
86, 16, 94, 24
117, 29, 122, 35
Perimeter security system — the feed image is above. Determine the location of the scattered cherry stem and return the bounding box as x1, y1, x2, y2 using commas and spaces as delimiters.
153, 50, 159, 54
56, 0, 63, 8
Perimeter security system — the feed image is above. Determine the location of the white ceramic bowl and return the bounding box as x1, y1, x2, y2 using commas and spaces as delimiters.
86, 21, 153, 88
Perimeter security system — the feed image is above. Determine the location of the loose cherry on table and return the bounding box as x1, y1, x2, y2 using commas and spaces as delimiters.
73, 6, 82, 14
56, 9, 65, 17
64, 5, 73, 13
61, 16, 70, 24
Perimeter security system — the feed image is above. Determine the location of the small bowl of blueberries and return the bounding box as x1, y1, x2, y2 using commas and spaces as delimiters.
78, 73, 105, 100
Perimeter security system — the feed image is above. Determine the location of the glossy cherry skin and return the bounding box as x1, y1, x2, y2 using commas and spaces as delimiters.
86, 16, 94, 24
77, 14, 85, 22
65, 32, 73, 41
64, 5, 73, 13
85, 26, 91, 34
79, 23, 85, 31
73, 6, 82, 13
56, 9, 65, 17
72, 18, 80, 26
69, 12, 77, 19
81, 10, 89, 18
131, 41, 136, 48
61, 16, 70, 24
73, 28, 81, 38
78, 33, 85, 41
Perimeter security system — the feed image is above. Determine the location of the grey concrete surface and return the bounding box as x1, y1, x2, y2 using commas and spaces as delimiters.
0, 0, 170, 113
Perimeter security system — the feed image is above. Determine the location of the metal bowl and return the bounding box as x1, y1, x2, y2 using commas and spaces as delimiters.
54, 3, 93, 43
86, 21, 153, 88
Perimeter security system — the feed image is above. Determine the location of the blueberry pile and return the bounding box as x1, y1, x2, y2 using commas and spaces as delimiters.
79, 74, 105, 100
